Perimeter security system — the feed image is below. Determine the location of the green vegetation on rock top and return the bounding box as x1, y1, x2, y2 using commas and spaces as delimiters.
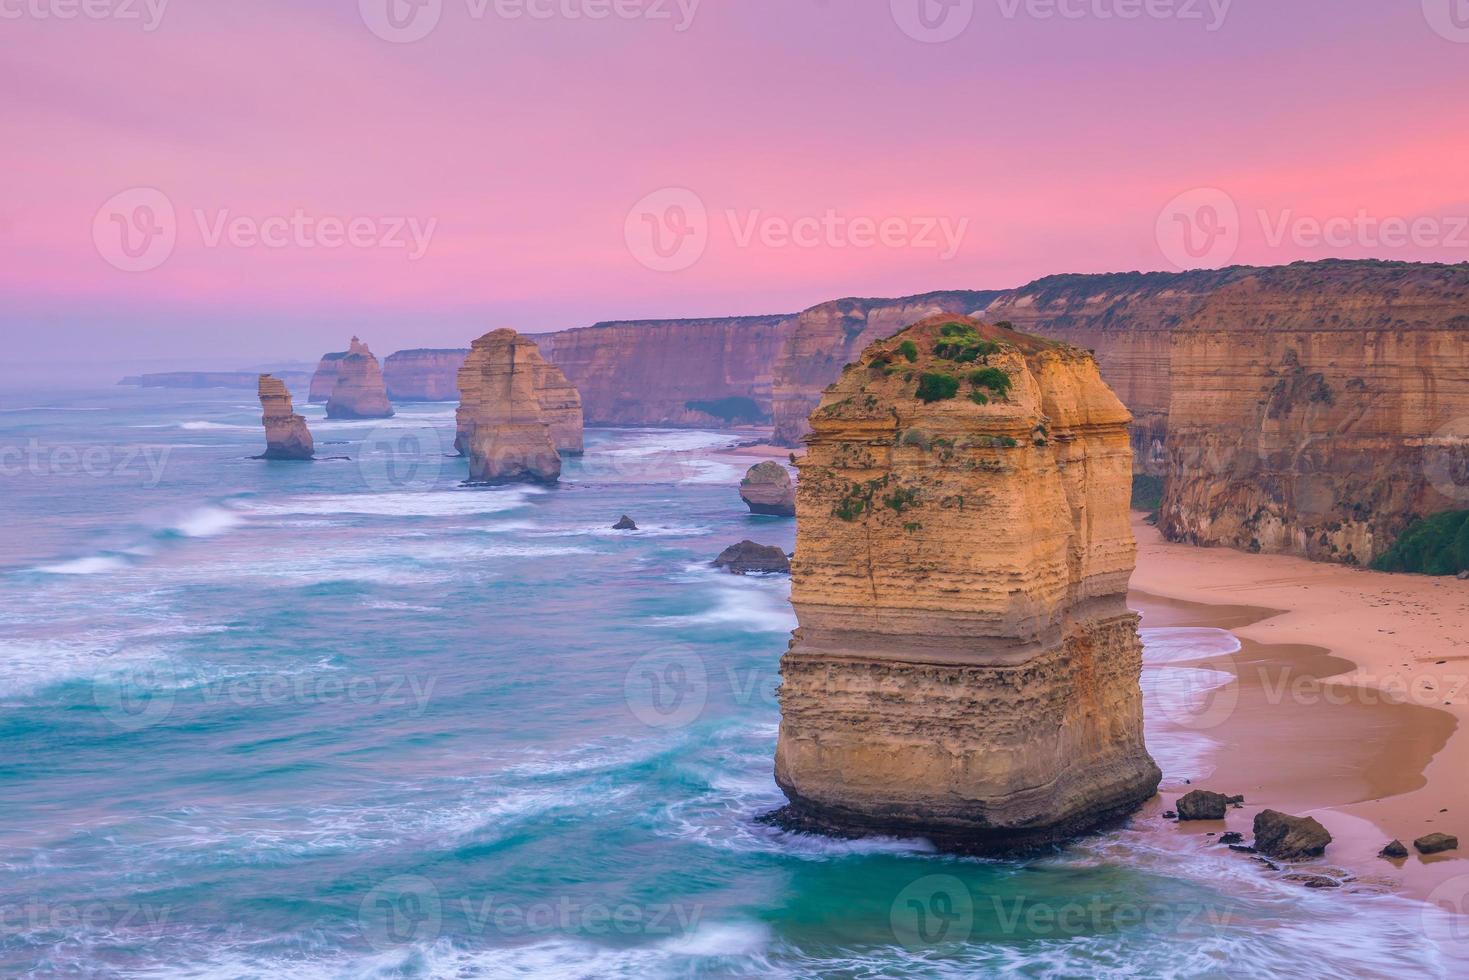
1371, 510, 1469, 576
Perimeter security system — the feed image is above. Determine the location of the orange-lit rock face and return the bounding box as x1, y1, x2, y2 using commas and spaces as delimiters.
455, 332, 584, 459
325, 338, 394, 420
455, 329, 579, 485
256, 375, 313, 460
774, 314, 1160, 851
382, 349, 468, 402
739, 461, 795, 517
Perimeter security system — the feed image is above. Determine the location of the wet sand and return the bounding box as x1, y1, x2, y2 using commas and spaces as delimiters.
1130, 515, 1469, 904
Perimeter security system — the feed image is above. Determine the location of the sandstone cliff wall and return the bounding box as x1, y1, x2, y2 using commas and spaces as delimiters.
382, 349, 468, 402
533, 315, 790, 426
775, 314, 1160, 849
308, 352, 347, 403
769, 291, 1002, 446
1157, 262, 1469, 563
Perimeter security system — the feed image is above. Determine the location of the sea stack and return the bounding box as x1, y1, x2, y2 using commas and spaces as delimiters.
456, 330, 583, 460
772, 314, 1161, 851
740, 461, 796, 516
255, 375, 314, 460
325, 338, 394, 420
456, 329, 575, 485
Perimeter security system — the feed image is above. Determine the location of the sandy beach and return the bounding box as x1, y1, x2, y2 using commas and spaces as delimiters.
1130, 514, 1469, 908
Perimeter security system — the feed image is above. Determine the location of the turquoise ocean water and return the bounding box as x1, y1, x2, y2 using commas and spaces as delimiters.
0, 385, 1463, 978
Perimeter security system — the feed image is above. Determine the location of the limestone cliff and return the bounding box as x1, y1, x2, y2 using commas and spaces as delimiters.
255, 375, 314, 460
456, 329, 574, 484
739, 461, 796, 516
325, 338, 394, 420
308, 351, 347, 403
382, 349, 468, 402
1157, 261, 1469, 563
535, 315, 789, 426
774, 314, 1160, 850
769, 291, 1002, 446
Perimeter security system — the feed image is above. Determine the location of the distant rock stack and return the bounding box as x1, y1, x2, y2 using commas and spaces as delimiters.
456, 331, 583, 459
325, 338, 394, 420
772, 314, 1161, 852
740, 461, 796, 516
255, 375, 314, 460
455, 329, 574, 485
308, 351, 348, 403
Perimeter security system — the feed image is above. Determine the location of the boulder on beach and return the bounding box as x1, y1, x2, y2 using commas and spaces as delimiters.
1379, 840, 1409, 859
1253, 809, 1332, 859
612, 515, 638, 531
1414, 832, 1459, 855
713, 540, 791, 575
739, 461, 796, 517
1176, 790, 1230, 821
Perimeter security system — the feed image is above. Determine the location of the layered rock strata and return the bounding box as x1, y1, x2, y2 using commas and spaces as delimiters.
739, 461, 796, 516
534, 315, 789, 426
455, 329, 573, 485
255, 375, 314, 460
325, 338, 394, 420
308, 351, 348, 402
382, 349, 468, 401
773, 314, 1161, 851
455, 332, 584, 457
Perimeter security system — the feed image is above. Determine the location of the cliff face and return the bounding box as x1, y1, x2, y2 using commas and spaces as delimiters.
456, 329, 574, 484
769, 291, 1002, 446
256, 375, 314, 460
382, 349, 468, 402
308, 352, 347, 403
774, 314, 1160, 850
1157, 262, 1469, 563
325, 338, 394, 420
122, 371, 311, 390
534, 315, 790, 426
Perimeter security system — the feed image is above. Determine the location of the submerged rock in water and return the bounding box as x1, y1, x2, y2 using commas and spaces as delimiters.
772, 314, 1161, 853
1176, 790, 1231, 821
1414, 832, 1459, 855
714, 540, 790, 575
740, 461, 796, 517
612, 515, 638, 531
1253, 810, 1332, 859
255, 375, 314, 460
456, 330, 567, 486
325, 337, 394, 420
1379, 839, 1409, 859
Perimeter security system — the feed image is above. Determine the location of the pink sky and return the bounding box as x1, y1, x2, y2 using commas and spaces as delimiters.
4, 0, 1469, 376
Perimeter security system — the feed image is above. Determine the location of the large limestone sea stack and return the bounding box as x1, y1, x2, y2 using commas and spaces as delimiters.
455, 329, 583, 485
773, 314, 1161, 851
325, 338, 394, 420
255, 375, 314, 460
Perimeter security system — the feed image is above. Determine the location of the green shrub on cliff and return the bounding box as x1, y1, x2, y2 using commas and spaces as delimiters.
916, 373, 960, 403
684, 396, 767, 424
1131, 475, 1164, 519
897, 340, 919, 363
968, 367, 1012, 399
932, 322, 1001, 363
1371, 510, 1469, 576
